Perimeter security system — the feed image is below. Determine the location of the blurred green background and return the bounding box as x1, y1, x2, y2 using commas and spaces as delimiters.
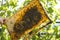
0, 0, 60, 40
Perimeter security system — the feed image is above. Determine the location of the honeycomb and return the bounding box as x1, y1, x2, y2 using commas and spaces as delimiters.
6, 0, 52, 40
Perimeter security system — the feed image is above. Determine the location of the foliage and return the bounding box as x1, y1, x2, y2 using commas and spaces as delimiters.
0, 0, 60, 40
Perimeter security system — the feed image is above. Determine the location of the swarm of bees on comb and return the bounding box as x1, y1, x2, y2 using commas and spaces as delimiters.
5, 0, 52, 40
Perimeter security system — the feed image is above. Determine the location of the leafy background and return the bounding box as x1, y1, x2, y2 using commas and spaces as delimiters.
0, 0, 60, 40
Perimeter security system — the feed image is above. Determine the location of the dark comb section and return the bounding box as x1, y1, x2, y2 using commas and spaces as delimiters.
14, 6, 42, 34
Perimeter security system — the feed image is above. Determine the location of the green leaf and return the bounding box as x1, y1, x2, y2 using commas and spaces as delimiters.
2, 27, 5, 32
7, 11, 11, 17
9, 1, 16, 8
1, 36, 6, 40
32, 35, 36, 40
0, 28, 2, 36
40, 0, 44, 2
23, 0, 31, 6
48, 7, 53, 13
0, 12, 5, 16
0, 7, 3, 11
56, 34, 60, 38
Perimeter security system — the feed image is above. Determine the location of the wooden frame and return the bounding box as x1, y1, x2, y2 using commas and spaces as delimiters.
6, 0, 52, 40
